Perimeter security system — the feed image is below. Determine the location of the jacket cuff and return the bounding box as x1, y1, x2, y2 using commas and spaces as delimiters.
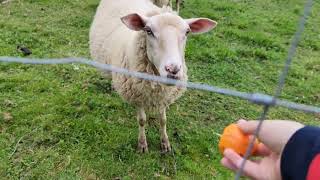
281, 126, 320, 180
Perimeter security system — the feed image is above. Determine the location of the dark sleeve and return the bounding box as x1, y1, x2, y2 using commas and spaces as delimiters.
281, 126, 320, 180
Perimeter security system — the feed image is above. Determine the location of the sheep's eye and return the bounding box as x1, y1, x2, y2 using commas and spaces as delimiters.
186, 29, 191, 36
144, 27, 154, 37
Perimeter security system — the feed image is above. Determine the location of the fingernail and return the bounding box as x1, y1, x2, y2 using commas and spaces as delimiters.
223, 148, 232, 156
237, 119, 247, 124
248, 135, 255, 141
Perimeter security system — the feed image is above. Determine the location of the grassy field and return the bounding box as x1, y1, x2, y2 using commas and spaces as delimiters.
0, 0, 319, 179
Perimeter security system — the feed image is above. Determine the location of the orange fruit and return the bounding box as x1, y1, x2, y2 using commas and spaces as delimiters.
218, 123, 259, 156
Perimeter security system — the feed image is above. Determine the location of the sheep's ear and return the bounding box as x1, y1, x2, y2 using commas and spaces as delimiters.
185, 18, 217, 34
121, 13, 147, 31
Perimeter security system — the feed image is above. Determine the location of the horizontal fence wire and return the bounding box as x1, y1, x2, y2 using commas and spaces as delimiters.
235, 0, 314, 179
0, 56, 319, 114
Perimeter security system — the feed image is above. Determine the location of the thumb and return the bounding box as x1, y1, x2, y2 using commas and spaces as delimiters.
237, 120, 304, 153
237, 119, 259, 134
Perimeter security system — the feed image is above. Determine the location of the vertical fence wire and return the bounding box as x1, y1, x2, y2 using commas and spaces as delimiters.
235, 0, 314, 179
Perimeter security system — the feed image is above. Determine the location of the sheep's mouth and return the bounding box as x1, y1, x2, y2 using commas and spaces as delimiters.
148, 62, 182, 85
167, 74, 180, 80
165, 74, 182, 87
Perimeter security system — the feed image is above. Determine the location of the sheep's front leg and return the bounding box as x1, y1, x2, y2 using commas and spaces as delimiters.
176, 0, 180, 14
159, 108, 171, 153
137, 108, 148, 153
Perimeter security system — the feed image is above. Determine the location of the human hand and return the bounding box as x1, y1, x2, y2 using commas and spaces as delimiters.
221, 119, 304, 180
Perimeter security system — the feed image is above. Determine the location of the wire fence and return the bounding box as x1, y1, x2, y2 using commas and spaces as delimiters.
1, 57, 319, 114
0, 0, 318, 178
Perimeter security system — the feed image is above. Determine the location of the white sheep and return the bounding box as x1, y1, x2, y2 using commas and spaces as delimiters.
151, 0, 170, 7
89, 0, 217, 153
151, 0, 183, 13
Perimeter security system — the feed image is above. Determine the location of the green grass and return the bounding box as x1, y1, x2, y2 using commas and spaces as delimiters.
0, 0, 319, 179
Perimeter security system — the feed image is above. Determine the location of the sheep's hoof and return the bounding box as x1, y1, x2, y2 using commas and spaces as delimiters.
161, 138, 171, 153
138, 139, 148, 153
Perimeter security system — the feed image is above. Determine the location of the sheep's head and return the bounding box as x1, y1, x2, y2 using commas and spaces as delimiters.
121, 12, 217, 80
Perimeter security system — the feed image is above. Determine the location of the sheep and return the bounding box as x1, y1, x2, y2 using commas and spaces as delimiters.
151, 0, 170, 7
89, 0, 217, 153
151, 0, 183, 13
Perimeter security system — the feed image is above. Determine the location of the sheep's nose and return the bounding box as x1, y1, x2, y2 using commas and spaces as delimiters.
165, 64, 181, 75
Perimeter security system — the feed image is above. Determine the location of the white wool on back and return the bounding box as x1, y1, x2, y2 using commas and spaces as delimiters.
89, 0, 187, 111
